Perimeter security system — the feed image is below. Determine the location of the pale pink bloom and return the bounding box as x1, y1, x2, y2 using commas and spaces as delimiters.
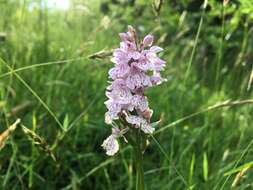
150, 46, 163, 53
102, 127, 129, 156
106, 78, 126, 90
119, 33, 133, 42
150, 72, 164, 85
102, 135, 119, 156
109, 64, 130, 80
131, 95, 148, 112
141, 34, 154, 48
146, 53, 166, 71
102, 26, 166, 155
106, 86, 132, 105
113, 48, 130, 65
125, 66, 152, 90
125, 115, 155, 134
104, 100, 121, 123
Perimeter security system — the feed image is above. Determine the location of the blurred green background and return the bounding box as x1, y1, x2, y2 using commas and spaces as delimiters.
0, 0, 252, 189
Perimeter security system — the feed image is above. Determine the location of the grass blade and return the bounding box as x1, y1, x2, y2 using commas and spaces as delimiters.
150, 134, 188, 187
0, 58, 64, 131
203, 152, 208, 181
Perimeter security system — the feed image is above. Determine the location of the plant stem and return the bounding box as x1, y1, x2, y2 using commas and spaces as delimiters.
134, 130, 145, 190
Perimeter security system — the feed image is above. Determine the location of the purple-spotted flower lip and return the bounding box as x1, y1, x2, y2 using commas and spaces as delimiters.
102, 25, 166, 156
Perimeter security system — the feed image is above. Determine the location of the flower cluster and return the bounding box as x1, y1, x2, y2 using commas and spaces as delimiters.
102, 26, 166, 156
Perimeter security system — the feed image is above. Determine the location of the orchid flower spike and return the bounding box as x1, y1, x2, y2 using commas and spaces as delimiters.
102, 25, 166, 156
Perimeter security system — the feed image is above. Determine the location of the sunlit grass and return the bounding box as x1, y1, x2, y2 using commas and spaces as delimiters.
0, 0, 252, 189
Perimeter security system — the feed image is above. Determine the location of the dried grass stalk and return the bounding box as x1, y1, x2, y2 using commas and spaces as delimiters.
231, 167, 250, 187
0, 119, 21, 150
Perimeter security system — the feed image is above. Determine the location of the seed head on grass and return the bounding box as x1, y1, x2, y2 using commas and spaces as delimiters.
21, 125, 56, 162
102, 25, 166, 156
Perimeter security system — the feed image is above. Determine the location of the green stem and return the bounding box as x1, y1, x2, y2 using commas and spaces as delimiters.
134, 130, 145, 190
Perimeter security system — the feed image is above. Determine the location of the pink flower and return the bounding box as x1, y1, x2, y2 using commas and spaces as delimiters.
101, 135, 119, 156
109, 64, 130, 80
131, 95, 148, 112
125, 66, 152, 90
125, 114, 155, 134
102, 127, 129, 156
141, 34, 154, 49
102, 26, 166, 155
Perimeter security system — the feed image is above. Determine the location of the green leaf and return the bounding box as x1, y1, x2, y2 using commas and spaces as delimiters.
224, 161, 253, 176
63, 114, 69, 132
203, 152, 208, 181
189, 153, 195, 185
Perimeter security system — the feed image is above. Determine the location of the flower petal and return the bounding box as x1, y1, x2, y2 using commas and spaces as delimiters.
101, 135, 119, 156
125, 114, 154, 134
142, 34, 154, 47
150, 46, 163, 53
141, 123, 155, 134
119, 33, 130, 42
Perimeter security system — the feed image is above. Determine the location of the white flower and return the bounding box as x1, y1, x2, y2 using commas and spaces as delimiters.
102, 127, 129, 156
101, 135, 119, 156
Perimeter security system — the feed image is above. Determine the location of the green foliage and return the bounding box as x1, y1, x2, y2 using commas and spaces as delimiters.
0, 0, 252, 189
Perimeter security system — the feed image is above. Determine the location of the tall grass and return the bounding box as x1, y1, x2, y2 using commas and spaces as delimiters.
0, 0, 252, 189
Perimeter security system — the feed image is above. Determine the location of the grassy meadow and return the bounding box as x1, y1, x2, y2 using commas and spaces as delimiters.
0, 0, 253, 189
